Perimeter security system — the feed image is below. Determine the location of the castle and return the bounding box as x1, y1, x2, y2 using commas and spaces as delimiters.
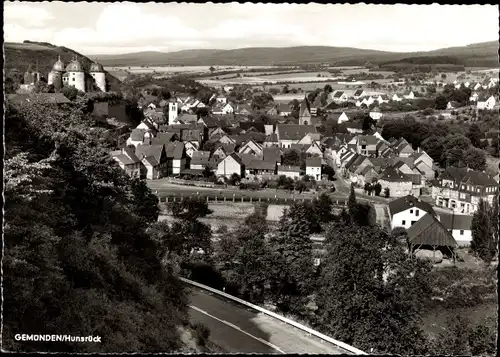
47, 56, 107, 93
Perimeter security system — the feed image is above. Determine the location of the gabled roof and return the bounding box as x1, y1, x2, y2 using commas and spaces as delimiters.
135, 144, 165, 164
130, 129, 146, 141
462, 170, 498, 186
191, 151, 211, 165
180, 129, 201, 142
264, 133, 279, 142
440, 214, 473, 231
299, 96, 311, 117
276, 124, 317, 141
151, 132, 177, 145
357, 135, 378, 146
224, 152, 244, 166
407, 214, 458, 248
278, 165, 302, 173
353, 89, 365, 96
333, 91, 344, 98
247, 160, 276, 171
263, 147, 281, 163
306, 157, 322, 167
165, 142, 185, 159
388, 195, 436, 216
238, 153, 258, 167
277, 103, 292, 112
379, 166, 412, 182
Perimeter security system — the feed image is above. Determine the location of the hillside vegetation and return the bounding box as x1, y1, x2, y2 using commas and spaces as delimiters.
95, 41, 498, 67
4, 41, 122, 91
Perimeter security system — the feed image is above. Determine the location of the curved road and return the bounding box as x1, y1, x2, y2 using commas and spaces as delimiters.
188, 288, 350, 354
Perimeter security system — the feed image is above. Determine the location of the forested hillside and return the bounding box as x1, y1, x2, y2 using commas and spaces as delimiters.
3, 99, 207, 353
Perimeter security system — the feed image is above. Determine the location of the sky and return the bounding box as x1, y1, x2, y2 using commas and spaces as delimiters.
4, 2, 499, 55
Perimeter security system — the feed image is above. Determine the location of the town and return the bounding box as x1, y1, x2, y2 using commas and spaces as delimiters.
3, 2, 498, 356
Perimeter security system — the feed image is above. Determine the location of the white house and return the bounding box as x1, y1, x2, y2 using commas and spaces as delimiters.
369, 107, 383, 120
216, 96, 227, 104
388, 195, 437, 230
238, 139, 263, 156
277, 165, 302, 179
184, 141, 199, 158
306, 157, 322, 180
392, 93, 403, 102
477, 96, 496, 110
361, 96, 375, 107
216, 153, 244, 178
352, 89, 367, 99
331, 90, 349, 103
469, 92, 479, 102
439, 214, 473, 247
329, 112, 349, 124
403, 91, 415, 100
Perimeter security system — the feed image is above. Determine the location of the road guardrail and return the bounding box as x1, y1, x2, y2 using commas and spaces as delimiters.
180, 277, 368, 355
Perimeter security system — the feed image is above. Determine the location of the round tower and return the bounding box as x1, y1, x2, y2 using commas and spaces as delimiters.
65, 56, 86, 92
90, 61, 107, 92
48, 56, 65, 90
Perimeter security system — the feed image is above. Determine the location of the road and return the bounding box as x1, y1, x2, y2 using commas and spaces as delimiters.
188, 288, 350, 354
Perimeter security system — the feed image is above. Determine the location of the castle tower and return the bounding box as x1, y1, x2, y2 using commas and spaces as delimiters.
24, 64, 35, 85
90, 60, 107, 92
299, 95, 312, 125
168, 100, 178, 124
65, 56, 86, 92
48, 56, 65, 90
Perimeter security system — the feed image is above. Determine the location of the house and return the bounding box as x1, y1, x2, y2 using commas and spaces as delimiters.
410, 151, 435, 180
217, 134, 237, 145
403, 91, 415, 100
439, 214, 473, 247
356, 135, 378, 156
305, 142, 323, 157
135, 144, 168, 179
276, 124, 317, 149
378, 166, 413, 197
392, 93, 403, 102
361, 96, 376, 107
266, 106, 278, 116
216, 96, 227, 104
331, 90, 349, 103
245, 160, 277, 178
111, 147, 142, 178
473, 82, 482, 91
352, 89, 367, 99
263, 147, 282, 165
356, 165, 379, 187
388, 195, 436, 230
469, 92, 479, 102
306, 157, 322, 180
180, 129, 202, 147
406, 214, 458, 259
393, 138, 415, 157
477, 96, 496, 110
216, 153, 244, 178
127, 129, 155, 147
432, 167, 498, 214
278, 165, 302, 179
263, 133, 279, 148
190, 151, 211, 170
376, 94, 390, 104
277, 103, 292, 116
329, 112, 349, 124
213, 144, 235, 161
184, 141, 199, 158
298, 133, 322, 146
213, 102, 234, 115
369, 107, 383, 120
162, 142, 185, 175
238, 139, 264, 157
236, 104, 252, 115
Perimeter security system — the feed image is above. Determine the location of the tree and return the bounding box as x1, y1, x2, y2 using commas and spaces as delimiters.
441, 73, 447, 80
282, 149, 301, 167
362, 115, 375, 131
227, 173, 241, 186
267, 204, 316, 316
435, 95, 448, 110
312, 193, 334, 225
324, 84, 333, 93
167, 197, 213, 221
384, 187, 390, 198
471, 199, 497, 262
348, 184, 357, 212
209, 66, 215, 73
314, 223, 432, 354
466, 123, 484, 148
464, 147, 486, 171
4, 101, 193, 352
323, 165, 335, 181
374, 183, 382, 196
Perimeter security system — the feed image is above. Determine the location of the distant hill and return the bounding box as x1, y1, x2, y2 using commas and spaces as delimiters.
4, 41, 122, 91
95, 41, 499, 68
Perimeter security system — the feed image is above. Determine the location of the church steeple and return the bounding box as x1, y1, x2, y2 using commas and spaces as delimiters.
299, 95, 312, 125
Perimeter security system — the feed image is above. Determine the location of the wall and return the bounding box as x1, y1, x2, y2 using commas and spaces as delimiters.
391, 209, 428, 229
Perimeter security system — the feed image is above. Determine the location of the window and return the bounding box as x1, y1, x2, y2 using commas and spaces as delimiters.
410, 209, 413, 214
460, 230, 464, 235
72, 78, 75, 81
402, 220, 406, 225
415, 210, 419, 216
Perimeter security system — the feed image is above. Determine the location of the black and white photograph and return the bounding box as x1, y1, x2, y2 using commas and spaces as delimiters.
3, 1, 499, 354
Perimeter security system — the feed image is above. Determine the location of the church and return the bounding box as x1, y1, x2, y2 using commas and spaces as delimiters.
47, 56, 107, 93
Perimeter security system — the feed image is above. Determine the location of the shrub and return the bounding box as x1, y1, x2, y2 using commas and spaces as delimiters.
192, 323, 211, 347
